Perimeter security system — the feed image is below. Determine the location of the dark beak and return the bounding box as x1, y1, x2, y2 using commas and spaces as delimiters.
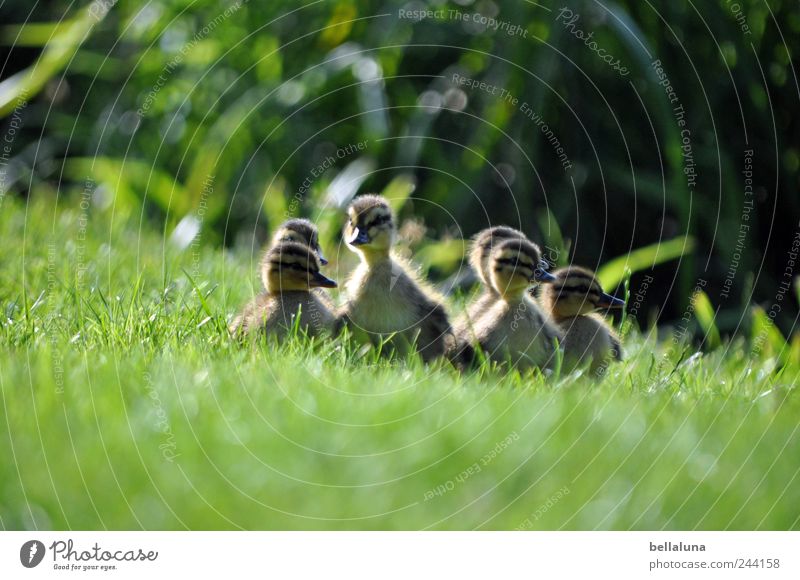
316, 249, 329, 266
597, 292, 625, 309
533, 268, 557, 283
348, 227, 370, 246
310, 271, 337, 288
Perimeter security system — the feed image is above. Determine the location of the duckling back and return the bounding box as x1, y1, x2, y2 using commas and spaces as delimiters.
557, 314, 622, 372
472, 294, 563, 371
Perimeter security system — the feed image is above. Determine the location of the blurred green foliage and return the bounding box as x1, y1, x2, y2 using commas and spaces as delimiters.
1, 0, 798, 336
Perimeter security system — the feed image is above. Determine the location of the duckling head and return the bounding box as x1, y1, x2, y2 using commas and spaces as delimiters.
489, 238, 555, 299
540, 266, 625, 319
261, 241, 337, 293
272, 218, 327, 265
470, 226, 527, 287
344, 194, 395, 260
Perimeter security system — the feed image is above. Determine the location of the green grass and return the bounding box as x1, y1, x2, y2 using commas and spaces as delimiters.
1, 198, 798, 530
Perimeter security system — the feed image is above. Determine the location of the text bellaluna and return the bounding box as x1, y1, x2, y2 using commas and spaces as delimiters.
650, 542, 706, 552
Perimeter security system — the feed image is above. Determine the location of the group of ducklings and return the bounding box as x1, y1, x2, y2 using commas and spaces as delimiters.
231, 194, 625, 374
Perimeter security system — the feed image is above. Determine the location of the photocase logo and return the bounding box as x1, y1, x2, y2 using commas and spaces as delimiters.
20, 540, 45, 568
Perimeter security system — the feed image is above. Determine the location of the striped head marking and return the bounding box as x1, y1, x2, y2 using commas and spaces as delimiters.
541, 266, 624, 318
469, 226, 527, 286
261, 241, 337, 292
344, 194, 395, 253
272, 218, 327, 265
489, 238, 545, 297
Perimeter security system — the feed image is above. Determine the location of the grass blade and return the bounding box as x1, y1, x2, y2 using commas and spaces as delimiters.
597, 235, 695, 289
692, 290, 721, 350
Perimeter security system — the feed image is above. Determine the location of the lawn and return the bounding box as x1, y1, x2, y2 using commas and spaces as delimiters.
1, 198, 798, 530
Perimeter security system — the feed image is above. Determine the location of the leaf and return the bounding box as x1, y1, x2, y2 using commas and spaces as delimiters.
64, 157, 188, 218
536, 207, 567, 267
692, 290, 720, 350
1, 22, 75, 46
0, 6, 103, 117
320, 2, 357, 48
381, 173, 416, 215
414, 238, 466, 272
183, 86, 276, 228
597, 235, 695, 289
324, 156, 376, 209
254, 35, 283, 82
789, 333, 800, 367
262, 176, 288, 229
751, 305, 788, 358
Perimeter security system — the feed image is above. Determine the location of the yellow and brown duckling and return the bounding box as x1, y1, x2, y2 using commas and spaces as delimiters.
458, 225, 528, 332
338, 194, 455, 362
271, 218, 328, 265
462, 237, 562, 371
229, 241, 337, 337
538, 266, 625, 372
270, 217, 336, 310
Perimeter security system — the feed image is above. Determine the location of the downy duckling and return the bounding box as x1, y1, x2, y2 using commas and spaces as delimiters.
466, 237, 562, 371
338, 194, 455, 362
271, 217, 335, 311
458, 226, 528, 331
229, 241, 337, 337
538, 266, 625, 372
272, 218, 328, 265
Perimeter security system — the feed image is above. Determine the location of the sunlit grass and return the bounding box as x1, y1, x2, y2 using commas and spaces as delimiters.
0, 199, 798, 530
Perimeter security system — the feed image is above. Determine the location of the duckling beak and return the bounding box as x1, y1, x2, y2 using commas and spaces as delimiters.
348, 227, 371, 246
310, 271, 337, 288
533, 268, 557, 283
316, 249, 329, 266
597, 292, 625, 309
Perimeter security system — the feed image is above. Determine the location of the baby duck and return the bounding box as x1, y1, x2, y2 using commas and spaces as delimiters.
272, 218, 328, 265
538, 266, 625, 372
458, 226, 528, 331
466, 237, 563, 371
339, 194, 455, 362
271, 217, 335, 310
229, 241, 337, 337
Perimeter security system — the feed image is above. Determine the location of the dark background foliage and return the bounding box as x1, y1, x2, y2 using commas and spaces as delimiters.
1, 0, 798, 335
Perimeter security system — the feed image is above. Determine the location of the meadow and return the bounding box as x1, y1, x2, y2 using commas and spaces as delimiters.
1, 197, 798, 530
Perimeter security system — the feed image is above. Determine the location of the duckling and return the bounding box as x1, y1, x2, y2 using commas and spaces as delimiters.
338, 194, 455, 362
272, 218, 328, 265
229, 241, 337, 337
270, 217, 337, 312
457, 226, 528, 331
465, 237, 562, 371
538, 266, 625, 372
